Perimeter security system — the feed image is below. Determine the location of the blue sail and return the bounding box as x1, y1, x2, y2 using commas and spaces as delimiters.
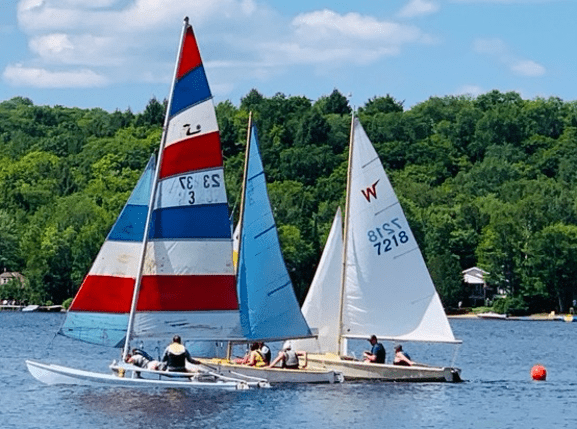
237, 122, 312, 341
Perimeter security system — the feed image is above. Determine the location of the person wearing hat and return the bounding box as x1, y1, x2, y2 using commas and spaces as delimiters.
268, 344, 307, 369
393, 345, 414, 366
363, 335, 386, 364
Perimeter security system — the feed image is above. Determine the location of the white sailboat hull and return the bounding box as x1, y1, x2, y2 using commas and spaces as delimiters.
199, 359, 343, 384
26, 360, 267, 390
306, 354, 461, 383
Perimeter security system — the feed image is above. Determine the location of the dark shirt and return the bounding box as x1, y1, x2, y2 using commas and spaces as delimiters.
371, 342, 386, 364
162, 342, 200, 371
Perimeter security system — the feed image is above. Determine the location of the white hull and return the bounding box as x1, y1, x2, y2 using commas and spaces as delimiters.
199, 359, 343, 384
26, 360, 268, 390
306, 354, 461, 383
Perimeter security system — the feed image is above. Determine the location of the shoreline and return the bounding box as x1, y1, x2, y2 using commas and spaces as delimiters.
448, 312, 575, 321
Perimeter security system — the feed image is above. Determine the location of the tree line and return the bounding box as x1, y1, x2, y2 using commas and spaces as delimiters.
1, 89, 577, 315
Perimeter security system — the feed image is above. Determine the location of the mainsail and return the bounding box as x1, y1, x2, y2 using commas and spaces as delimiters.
342, 118, 457, 344
236, 118, 312, 341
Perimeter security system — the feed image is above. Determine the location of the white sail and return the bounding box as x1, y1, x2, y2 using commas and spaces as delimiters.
341, 118, 457, 343
290, 208, 343, 353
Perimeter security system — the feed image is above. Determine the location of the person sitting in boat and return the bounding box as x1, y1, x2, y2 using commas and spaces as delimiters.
244, 342, 267, 367
393, 345, 414, 366
125, 348, 162, 370
161, 335, 201, 372
363, 335, 386, 364
268, 345, 307, 369
259, 342, 271, 365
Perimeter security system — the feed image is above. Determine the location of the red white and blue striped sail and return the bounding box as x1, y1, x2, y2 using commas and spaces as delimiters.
61, 156, 156, 347
131, 20, 241, 342
63, 20, 243, 346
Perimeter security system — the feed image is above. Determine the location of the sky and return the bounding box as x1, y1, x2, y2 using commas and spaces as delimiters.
0, 0, 574, 113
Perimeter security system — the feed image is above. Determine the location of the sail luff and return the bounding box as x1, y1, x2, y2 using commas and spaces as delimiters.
121, 17, 190, 358
337, 114, 355, 355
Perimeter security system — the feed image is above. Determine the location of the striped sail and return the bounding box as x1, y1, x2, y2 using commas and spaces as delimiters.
131, 21, 241, 342
236, 121, 312, 341
61, 156, 156, 347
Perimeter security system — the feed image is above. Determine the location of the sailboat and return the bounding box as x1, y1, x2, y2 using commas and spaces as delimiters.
26, 18, 270, 390
199, 115, 343, 384
290, 117, 462, 382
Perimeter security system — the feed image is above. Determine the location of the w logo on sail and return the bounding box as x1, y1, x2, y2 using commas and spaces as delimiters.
361, 180, 379, 202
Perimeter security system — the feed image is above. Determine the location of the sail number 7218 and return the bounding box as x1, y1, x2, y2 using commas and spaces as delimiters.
367, 217, 410, 255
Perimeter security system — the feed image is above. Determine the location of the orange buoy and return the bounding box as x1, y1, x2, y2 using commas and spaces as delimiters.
531, 364, 547, 381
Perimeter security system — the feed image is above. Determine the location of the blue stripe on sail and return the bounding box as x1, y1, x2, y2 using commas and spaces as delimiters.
169, 66, 211, 117
60, 312, 128, 347
108, 205, 149, 241
106, 156, 155, 241
150, 204, 232, 239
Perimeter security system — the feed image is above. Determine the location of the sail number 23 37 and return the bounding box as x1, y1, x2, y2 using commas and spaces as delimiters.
178, 173, 221, 204
367, 217, 409, 255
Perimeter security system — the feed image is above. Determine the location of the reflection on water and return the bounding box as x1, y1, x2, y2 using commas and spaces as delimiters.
3, 313, 577, 429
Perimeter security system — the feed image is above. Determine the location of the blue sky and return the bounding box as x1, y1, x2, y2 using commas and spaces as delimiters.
0, 0, 574, 113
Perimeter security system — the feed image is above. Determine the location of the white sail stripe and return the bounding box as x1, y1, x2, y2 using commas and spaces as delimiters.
142, 240, 234, 275
155, 168, 227, 209
165, 98, 218, 148
132, 310, 243, 341
89, 240, 141, 277
90, 240, 234, 277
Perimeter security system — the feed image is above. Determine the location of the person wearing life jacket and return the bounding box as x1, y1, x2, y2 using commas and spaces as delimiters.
245, 342, 267, 367
268, 345, 307, 370
161, 335, 201, 372
125, 348, 162, 370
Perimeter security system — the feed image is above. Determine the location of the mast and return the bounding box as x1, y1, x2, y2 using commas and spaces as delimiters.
122, 17, 190, 360
236, 112, 253, 273
337, 114, 355, 355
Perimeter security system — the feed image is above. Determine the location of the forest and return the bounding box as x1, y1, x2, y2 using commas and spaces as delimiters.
1, 88, 577, 315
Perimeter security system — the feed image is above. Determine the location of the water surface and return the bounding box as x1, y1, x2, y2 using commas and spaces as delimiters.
2, 313, 576, 428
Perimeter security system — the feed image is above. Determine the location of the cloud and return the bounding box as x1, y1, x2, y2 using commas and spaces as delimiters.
285, 9, 429, 65
474, 37, 545, 77
10, 1, 432, 93
398, 0, 440, 18
3, 64, 107, 88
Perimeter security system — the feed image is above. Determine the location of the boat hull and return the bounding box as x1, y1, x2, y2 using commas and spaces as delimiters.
25, 360, 265, 389
306, 354, 461, 383
199, 359, 344, 384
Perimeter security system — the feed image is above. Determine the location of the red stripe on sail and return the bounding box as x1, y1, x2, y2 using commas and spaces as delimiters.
69, 274, 238, 312
137, 275, 238, 311
177, 26, 202, 80
159, 132, 223, 178
70, 275, 134, 313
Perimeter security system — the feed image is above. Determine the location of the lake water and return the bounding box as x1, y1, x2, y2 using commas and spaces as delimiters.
2, 312, 576, 429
